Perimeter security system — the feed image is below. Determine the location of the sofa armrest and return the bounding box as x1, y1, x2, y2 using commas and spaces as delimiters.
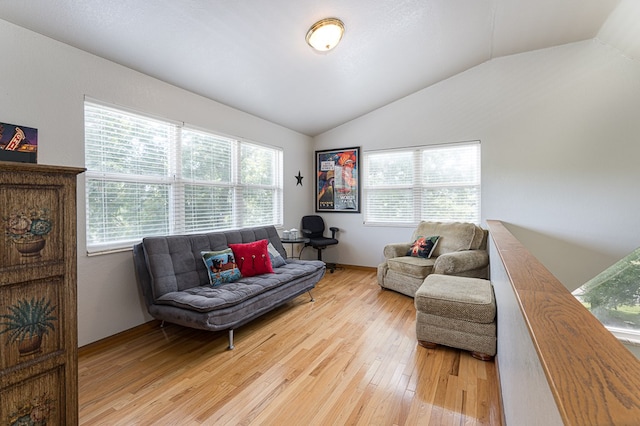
383, 243, 411, 259
433, 250, 489, 275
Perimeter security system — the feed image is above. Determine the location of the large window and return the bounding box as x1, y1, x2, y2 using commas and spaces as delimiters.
84, 101, 283, 253
363, 142, 480, 225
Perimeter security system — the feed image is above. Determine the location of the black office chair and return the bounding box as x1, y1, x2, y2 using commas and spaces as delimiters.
301, 215, 339, 273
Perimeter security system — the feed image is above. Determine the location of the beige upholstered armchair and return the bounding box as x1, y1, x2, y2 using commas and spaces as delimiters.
377, 221, 489, 297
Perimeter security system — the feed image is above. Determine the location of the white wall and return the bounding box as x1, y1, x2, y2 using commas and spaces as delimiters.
0, 19, 314, 346
314, 38, 640, 292
4, 1, 640, 347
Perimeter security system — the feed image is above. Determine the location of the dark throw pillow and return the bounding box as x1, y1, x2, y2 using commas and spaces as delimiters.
406, 235, 440, 259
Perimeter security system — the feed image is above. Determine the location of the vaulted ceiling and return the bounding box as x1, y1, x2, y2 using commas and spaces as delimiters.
0, 0, 620, 136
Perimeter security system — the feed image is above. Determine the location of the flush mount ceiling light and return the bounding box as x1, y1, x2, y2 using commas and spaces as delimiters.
306, 18, 345, 52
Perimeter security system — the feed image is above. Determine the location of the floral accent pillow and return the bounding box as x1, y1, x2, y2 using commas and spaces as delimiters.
229, 239, 274, 277
406, 235, 440, 259
202, 248, 241, 286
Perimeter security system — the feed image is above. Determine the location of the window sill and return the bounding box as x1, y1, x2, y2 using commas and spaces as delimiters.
608, 326, 640, 347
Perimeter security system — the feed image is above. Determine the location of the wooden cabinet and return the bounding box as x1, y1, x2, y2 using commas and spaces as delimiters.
0, 162, 84, 425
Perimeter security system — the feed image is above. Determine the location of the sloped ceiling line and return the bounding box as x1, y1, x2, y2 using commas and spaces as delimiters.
0, 0, 623, 136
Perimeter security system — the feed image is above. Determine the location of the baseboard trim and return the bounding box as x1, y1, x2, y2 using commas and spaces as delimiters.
336, 264, 377, 272
79, 320, 162, 357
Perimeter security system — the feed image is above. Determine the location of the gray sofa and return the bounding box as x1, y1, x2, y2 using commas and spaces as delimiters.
133, 225, 325, 349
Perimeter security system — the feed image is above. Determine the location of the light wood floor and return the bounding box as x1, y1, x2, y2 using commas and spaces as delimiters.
78, 267, 502, 425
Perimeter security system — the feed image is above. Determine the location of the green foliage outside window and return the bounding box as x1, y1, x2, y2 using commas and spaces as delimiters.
85, 101, 283, 252
573, 247, 640, 331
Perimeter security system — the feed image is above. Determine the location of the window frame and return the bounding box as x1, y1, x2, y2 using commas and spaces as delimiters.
362, 141, 481, 226
84, 100, 283, 254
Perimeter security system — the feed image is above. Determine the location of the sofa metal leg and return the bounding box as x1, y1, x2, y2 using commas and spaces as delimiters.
228, 329, 235, 350
308, 290, 315, 302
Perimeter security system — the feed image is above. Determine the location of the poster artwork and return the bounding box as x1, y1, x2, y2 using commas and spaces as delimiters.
0, 122, 38, 163
316, 147, 360, 212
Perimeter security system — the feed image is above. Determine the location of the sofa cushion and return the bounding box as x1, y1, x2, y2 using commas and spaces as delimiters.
412, 222, 478, 257
155, 260, 324, 312
406, 236, 439, 258
387, 256, 435, 278
142, 226, 288, 300
469, 226, 485, 250
202, 249, 241, 286
415, 275, 495, 323
229, 239, 274, 277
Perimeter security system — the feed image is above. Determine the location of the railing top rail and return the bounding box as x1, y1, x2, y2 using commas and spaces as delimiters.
487, 220, 640, 426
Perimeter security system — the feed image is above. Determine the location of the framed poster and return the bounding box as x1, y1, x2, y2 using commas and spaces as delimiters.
315, 147, 360, 212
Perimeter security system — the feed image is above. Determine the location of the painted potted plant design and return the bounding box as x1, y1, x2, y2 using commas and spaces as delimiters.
0, 297, 57, 356
4, 207, 53, 257
6, 391, 55, 426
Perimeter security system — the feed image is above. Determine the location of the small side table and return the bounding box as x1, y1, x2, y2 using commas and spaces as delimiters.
281, 237, 310, 259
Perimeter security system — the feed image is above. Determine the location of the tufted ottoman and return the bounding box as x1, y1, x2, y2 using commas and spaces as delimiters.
415, 274, 496, 361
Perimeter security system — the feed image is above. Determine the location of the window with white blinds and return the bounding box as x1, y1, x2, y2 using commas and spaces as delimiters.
84, 101, 283, 253
363, 142, 480, 225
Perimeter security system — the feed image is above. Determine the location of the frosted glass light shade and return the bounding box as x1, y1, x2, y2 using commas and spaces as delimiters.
306, 18, 345, 52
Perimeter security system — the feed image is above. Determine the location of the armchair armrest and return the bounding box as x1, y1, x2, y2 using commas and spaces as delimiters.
301, 228, 312, 237
433, 250, 489, 275
383, 242, 411, 259
329, 226, 339, 238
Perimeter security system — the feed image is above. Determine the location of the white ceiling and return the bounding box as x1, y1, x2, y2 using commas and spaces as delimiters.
0, 0, 620, 136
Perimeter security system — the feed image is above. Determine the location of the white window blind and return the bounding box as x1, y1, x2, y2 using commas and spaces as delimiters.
84, 101, 283, 253
363, 142, 480, 225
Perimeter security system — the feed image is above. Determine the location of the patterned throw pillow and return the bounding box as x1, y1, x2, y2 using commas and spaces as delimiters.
202, 248, 241, 286
267, 242, 286, 267
229, 239, 274, 277
406, 235, 440, 259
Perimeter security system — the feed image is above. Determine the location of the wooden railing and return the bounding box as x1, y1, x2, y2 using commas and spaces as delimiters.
487, 220, 640, 425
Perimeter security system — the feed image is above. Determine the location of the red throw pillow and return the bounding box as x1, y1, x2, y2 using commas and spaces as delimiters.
229, 239, 274, 277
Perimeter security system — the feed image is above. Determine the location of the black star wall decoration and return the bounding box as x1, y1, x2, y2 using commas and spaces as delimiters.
295, 171, 304, 186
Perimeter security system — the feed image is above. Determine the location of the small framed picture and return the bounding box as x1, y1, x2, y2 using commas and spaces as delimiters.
315, 147, 360, 213
0, 122, 38, 163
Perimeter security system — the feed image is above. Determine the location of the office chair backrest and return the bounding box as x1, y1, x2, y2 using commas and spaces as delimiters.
301, 215, 326, 238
